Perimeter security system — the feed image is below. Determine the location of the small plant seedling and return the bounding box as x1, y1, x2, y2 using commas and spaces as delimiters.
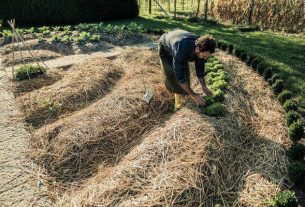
15, 65, 45, 81
40, 97, 62, 117
61, 35, 72, 44
89, 34, 101, 42
257, 62, 267, 75
51, 35, 61, 43
210, 80, 229, 91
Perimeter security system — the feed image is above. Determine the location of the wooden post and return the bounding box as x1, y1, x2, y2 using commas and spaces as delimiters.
204, 0, 208, 20
248, 0, 255, 26
167, 0, 170, 12
196, 0, 200, 19
174, 0, 177, 18
149, 0, 152, 14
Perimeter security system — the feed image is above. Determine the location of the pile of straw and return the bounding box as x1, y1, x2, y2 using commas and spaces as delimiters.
18, 56, 124, 127
29, 49, 173, 181
51, 50, 290, 206
1, 50, 61, 66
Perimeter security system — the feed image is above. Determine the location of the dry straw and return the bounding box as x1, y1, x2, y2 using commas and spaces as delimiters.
52, 50, 290, 207
18, 56, 124, 127
29, 49, 173, 182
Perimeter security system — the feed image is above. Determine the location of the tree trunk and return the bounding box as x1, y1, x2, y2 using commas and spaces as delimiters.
149, 0, 152, 14
174, 0, 177, 18
196, 0, 200, 19
248, 0, 255, 26
167, 0, 170, 12
204, 0, 208, 20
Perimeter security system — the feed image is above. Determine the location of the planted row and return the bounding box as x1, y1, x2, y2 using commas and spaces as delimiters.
200, 56, 229, 117
217, 40, 305, 203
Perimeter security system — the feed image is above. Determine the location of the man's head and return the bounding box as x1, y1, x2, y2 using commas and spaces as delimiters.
195, 35, 216, 60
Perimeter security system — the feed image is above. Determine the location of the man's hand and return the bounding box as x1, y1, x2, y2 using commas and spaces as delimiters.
191, 93, 206, 105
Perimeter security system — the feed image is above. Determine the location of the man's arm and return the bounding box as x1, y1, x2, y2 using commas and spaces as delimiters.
195, 59, 213, 96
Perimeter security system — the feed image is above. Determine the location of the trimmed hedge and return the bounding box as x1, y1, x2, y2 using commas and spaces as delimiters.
0, 0, 139, 26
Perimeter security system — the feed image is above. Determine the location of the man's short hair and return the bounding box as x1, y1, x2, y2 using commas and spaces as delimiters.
195, 35, 216, 53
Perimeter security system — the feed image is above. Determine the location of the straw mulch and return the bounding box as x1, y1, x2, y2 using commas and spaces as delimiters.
18, 56, 124, 127
1, 50, 62, 67
29, 49, 173, 182
13, 67, 66, 96
52, 50, 290, 207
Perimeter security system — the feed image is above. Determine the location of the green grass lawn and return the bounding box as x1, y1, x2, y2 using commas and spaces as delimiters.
108, 13, 305, 110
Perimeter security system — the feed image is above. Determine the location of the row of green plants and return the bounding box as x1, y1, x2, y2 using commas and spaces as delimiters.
0, 22, 145, 45
201, 56, 229, 117
216, 40, 304, 207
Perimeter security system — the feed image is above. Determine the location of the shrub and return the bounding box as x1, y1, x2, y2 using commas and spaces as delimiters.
89, 34, 101, 42
210, 80, 229, 91
204, 102, 227, 117
213, 63, 224, 70
268, 74, 281, 85
51, 35, 61, 43
240, 53, 248, 62
61, 35, 72, 44
278, 90, 292, 105
263, 67, 273, 81
271, 79, 284, 94
233, 47, 243, 57
245, 54, 256, 66
217, 41, 222, 48
257, 62, 267, 75
288, 120, 304, 141
213, 89, 225, 102
288, 162, 305, 185
0, 0, 139, 26
251, 58, 261, 70
15, 65, 45, 81
75, 32, 91, 44
287, 143, 305, 160
268, 190, 298, 207
207, 75, 229, 85
221, 43, 228, 51
286, 111, 301, 126
202, 96, 215, 106
283, 100, 298, 112
228, 44, 234, 53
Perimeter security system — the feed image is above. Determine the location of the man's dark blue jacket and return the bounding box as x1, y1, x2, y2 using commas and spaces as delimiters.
159, 29, 205, 83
